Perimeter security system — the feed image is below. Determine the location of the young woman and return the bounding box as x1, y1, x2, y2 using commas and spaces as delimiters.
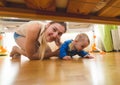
10, 21, 67, 60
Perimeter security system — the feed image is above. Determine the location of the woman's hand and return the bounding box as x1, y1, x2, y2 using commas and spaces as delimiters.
55, 38, 61, 47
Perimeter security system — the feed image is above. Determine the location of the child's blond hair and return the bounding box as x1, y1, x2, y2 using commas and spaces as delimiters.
75, 33, 90, 44
69, 33, 90, 51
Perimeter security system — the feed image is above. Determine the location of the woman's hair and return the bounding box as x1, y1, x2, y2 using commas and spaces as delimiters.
49, 21, 67, 33
38, 21, 67, 60
39, 33, 47, 60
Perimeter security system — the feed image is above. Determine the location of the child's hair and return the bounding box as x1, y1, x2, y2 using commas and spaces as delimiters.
69, 33, 90, 51
38, 21, 67, 60
75, 33, 90, 45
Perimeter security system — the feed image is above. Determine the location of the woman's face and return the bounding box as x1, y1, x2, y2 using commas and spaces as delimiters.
45, 23, 66, 42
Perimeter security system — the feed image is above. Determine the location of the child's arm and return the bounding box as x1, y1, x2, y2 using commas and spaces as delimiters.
63, 56, 72, 60
84, 54, 94, 59
78, 50, 94, 59
59, 40, 71, 59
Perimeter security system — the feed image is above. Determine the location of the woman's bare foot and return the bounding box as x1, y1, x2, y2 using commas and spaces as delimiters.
10, 46, 21, 58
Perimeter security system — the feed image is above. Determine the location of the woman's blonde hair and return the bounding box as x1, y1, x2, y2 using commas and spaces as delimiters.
39, 33, 47, 60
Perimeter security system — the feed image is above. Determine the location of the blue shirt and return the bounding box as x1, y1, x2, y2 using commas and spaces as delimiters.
59, 40, 89, 59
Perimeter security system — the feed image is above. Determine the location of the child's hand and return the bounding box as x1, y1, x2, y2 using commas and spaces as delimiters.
63, 56, 72, 60
84, 54, 94, 59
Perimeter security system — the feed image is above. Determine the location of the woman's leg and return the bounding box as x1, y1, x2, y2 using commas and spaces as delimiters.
10, 36, 26, 58
10, 36, 40, 60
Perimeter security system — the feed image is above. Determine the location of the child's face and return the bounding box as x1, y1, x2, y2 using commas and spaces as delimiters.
74, 40, 89, 51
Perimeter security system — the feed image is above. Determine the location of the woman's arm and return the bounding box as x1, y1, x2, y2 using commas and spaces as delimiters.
25, 22, 42, 59
44, 45, 60, 59
55, 38, 62, 47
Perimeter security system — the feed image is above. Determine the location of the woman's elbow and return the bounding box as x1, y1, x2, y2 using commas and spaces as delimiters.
27, 54, 40, 60
28, 56, 40, 60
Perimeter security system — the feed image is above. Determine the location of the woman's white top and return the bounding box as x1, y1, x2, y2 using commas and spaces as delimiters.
15, 21, 46, 44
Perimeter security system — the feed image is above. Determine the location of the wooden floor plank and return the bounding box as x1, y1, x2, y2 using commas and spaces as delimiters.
0, 52, 120, 85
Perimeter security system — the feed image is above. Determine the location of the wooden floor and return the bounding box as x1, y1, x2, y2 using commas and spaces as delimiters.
0, 52, 120, 85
